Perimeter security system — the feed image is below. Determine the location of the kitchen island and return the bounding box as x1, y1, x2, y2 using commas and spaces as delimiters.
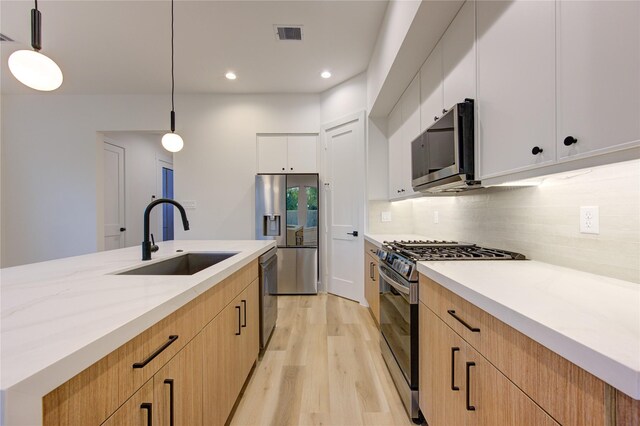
0, 240, 275, 426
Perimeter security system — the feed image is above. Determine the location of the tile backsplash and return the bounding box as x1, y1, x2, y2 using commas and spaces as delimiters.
368, 160, 640, 283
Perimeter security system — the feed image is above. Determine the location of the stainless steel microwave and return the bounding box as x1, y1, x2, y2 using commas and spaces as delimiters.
411, 99, 479, 193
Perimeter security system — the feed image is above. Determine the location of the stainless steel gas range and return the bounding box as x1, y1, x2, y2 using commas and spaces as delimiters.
376, 240, 525, 423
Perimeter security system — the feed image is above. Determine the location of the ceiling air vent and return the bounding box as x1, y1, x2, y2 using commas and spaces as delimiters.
0, 33, 14, 42
274, 25, 303, 41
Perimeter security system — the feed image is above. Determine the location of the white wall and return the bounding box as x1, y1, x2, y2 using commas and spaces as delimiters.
1, 93, 320, 267
173, 94, 319, 241
368, 160, 640, 284
102, 132, 170, 248
320, 73, 367, 125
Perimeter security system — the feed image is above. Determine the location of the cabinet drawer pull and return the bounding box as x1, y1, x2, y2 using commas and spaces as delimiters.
164, 379, 174, 426
241, 300, 247, 328
132, 335, 179, 368
369, 262, 374, 279
236, 306, 242, 335
451, 347, 460, 391
140, 402, 153, 426
466, 362, 476, 411
447, 310, 480, 333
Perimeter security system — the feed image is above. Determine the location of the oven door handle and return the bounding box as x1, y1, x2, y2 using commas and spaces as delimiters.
378, 265, 410, 296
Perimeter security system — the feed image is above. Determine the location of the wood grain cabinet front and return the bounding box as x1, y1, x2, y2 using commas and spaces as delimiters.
101, 380, 154, 426
418, 273, 638, 426
43, 261, 259, 426
363, 242, 380, 326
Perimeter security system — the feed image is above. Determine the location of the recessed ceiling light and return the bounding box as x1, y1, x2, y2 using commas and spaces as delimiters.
225, 71, 237, 80
321, 71, 331, 79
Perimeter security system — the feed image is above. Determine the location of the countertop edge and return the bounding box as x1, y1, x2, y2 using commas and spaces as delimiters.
416, 262, 640, 400
1, 241, 275, 426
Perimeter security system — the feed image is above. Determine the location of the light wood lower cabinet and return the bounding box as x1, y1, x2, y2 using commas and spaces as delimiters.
420, 303, 558, 426
153, 334, 203, 426
363, 244, 380, 326
102, 380, 154, 426
419, 273, 637, 426
203, 278, 259, 426
43, 261, 259, 426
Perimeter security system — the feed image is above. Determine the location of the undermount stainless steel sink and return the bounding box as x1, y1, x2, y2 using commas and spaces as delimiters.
117, 252, 238, 276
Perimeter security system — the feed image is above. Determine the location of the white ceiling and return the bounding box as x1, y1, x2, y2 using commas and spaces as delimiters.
0, 0, 388, 95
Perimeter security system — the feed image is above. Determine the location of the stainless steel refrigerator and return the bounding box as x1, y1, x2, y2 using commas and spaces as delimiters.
255, 174, 318, 294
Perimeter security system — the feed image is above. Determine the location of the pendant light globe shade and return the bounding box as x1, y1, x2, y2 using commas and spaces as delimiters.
8, 49, 63, 91
162, 132, 184, 153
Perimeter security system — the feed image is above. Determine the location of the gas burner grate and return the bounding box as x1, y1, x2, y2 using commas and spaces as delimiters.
383, 240, 526, 261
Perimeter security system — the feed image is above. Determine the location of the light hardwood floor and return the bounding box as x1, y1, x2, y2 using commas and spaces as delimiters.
230, 294, 414, 426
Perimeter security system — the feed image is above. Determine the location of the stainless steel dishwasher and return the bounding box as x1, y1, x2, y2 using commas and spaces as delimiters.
259, 247, 278, 350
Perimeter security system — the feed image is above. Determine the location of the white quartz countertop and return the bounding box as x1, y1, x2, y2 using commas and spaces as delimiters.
416, 260, 640, 400
0, 240, 275, 425
364, 233, 429, 248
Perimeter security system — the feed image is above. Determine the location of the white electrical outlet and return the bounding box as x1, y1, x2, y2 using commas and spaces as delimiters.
434, 211, 439, 224
580, 206, 599, 234
381, 211, 392, 222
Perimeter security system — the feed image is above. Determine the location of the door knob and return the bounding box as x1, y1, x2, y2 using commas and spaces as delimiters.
563, 136, 578, 146
531, 146, 544, 155
120, 227, 126, 232
442, 109, 447, 114
347, 231, 359, 237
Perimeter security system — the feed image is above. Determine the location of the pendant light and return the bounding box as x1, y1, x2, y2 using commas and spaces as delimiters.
8, 0, 63, 91
161, 0, 184, 153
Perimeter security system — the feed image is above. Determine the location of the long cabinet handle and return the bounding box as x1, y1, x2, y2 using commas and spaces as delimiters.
451, 347, 460, 391
164, 379, 174, 426
447, 310, 480, 333
241, 300, 247, 328
369, 262, 374, 279
235, 306, 242, 335
372, 263, 376, 282
133, 335, 179, 368
466, 362, 476, 411
140, 402, 153, 426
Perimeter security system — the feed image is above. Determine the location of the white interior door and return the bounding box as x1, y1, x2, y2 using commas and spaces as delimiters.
103, 142, 125, 250
324, 112, 365, 303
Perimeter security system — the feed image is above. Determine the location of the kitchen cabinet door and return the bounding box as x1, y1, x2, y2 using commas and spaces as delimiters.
102, 380, 154, 426
420, 42, 444, 132
387, 103, 404, 199
202, 298, 243, 426
557, 0, 640, 162
153, 334, 203, 426
420, 304, 465, 426
400, 74, 420, 197
442, 0, 476, 109
287, 135, 317, 173
477, 0, 556, 179
257, 135, 288, 173
364, 250, 380, 325
464, 342, 558, 426
240, 279, 260, 377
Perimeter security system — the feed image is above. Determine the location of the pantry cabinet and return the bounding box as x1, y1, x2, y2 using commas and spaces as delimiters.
387, 103, 405, 199
257, 134, 318, 173
556, 0, 640, 162
477, 0, 556, 178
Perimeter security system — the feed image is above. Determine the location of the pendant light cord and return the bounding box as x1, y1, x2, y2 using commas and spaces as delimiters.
171, 0, 175, 113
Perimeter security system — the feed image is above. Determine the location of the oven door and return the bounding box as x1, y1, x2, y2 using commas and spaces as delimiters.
378, 263, 418, 389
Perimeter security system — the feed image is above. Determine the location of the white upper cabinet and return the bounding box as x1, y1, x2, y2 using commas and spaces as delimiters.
257, 134, 317, 174
400, 74, 421, 197
387, 103, 404, 199
286, 135, 318, 173
556, 1, 640, 161
442, 0, 476, 109
420, 43, 444, 132
477, 0, 556, 179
